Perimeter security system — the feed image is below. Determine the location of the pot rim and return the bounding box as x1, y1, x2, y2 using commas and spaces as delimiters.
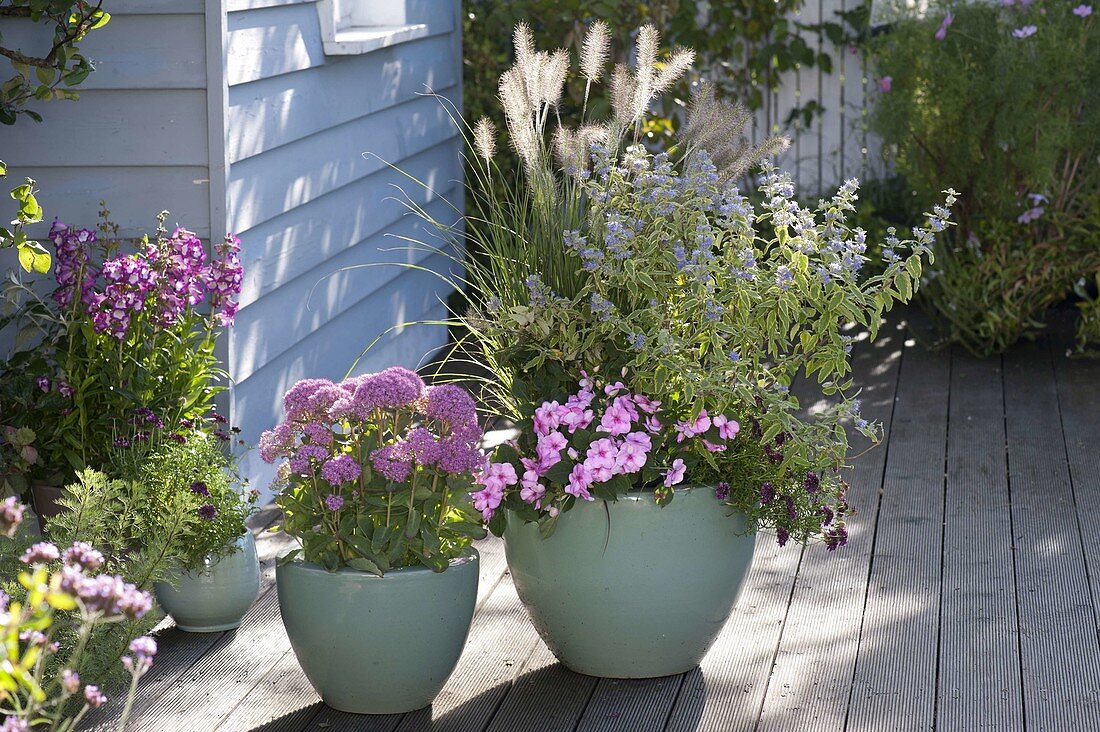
278, 545, 479, 578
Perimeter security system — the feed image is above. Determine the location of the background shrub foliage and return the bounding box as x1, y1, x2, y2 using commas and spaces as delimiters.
866, 0, 1100, 354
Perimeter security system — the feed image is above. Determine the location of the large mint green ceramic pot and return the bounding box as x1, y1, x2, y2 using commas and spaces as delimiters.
276, 548, 479, 714
153, 532, 260, 632
504, 486, 755, 678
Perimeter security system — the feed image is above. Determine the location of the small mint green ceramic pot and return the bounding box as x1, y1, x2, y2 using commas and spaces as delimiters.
504, 486, 755, 678
154, 532, 260, 633
276, 548, 479, 714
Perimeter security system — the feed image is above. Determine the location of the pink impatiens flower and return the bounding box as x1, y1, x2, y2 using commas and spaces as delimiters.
597, 401, 634, 436
663, 458, 686, 488
533, 400, 564, 436
674, 410, 712, 442
536, 431, 567, 470
713, 414, 740, 440
584, 438, 618, 482
615, 439, 649, 474
566, 463, 594, 500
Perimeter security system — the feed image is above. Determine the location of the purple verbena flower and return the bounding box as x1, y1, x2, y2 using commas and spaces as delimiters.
0, 497, 24, 538
62, 542, 104, 572
21, 542, 60, 565
84, 685, 107, 708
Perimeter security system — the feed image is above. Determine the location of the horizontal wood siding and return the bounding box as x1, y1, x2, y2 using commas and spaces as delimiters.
0, 9, 210, 239
226, 0, 464, 449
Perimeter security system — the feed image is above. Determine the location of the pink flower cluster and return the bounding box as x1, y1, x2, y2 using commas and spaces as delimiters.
261, 368, 484, 501
470, 377, 741, 522
49, 223, 243, 340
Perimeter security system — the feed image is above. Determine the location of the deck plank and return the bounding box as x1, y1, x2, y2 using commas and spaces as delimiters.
663, 530, 803, 731
394, 571, 544, 732
757, 325, 904, 731
1005, 339, 1100, 727
83, 526, 296, 731
1052, 338, 1100, 651
576, 675, 684, 731
846, 334, 950, 731
936, 350, 1023, 729
484, 643, 598, 732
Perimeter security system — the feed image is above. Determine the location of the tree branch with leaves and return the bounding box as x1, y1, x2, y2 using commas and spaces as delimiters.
0, 0, 110, 125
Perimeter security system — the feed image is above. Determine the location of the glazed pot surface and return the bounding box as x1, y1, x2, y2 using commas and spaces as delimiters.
154, 532, 260, 633
277, 548, 479, 715
504, 487, 756, 678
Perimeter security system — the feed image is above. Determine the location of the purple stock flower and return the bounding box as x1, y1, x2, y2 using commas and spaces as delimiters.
204, 234, 243, 326
198, 504, 217, 521
776, 527, 790, 547
782, 495, 798, 521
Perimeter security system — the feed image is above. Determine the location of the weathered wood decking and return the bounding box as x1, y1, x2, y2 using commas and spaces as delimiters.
90, 314, 1100, 731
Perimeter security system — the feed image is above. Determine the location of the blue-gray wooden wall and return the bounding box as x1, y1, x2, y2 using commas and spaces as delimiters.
2, 0, 214, 239
222, 0, 464, 483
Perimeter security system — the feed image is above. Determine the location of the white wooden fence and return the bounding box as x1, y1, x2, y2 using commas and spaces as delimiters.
748, 0, 884, 196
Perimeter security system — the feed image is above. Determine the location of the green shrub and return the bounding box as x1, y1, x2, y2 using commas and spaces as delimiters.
866, 0, 1100, 355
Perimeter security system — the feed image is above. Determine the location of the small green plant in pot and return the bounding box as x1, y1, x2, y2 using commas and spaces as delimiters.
140, 421, 260, 633
425, 22, 955, 678
262, 367, 487, 714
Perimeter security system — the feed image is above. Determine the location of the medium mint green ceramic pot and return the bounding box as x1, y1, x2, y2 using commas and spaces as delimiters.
153, 532, 260, 633
504, 486, 755, 678
276, 548, 479, 714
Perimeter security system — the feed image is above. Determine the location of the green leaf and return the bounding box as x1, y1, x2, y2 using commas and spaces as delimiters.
347, 557, 382, 576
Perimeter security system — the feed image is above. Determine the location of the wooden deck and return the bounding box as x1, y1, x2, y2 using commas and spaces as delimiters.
87, 314, 1100, 731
